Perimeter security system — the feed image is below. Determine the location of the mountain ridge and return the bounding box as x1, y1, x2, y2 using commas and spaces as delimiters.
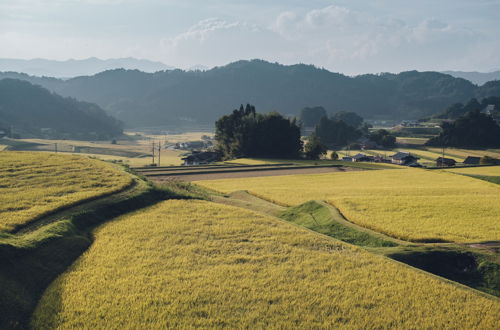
2, 59, 500, 128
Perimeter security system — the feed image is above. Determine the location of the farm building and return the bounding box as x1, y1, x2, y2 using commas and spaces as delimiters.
342, 156, 353, 162
352, 153, 374, 162
391, 152, 419, 165
182, 151, 220, 166
463, 156, 481, 165
436, 157, 457, 167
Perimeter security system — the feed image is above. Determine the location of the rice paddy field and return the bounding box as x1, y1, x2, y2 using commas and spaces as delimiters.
32, 200, 499, 329
0, 151, 132, 232
444, 166, 500, 176
196, 168, 500, 243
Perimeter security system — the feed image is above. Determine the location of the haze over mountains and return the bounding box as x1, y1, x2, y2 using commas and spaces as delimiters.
442, 71, 500, 86
1, 60, 500, 129
0, 58, 174, 78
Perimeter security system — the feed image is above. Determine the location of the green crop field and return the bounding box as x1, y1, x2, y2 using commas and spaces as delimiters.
196, 168, 500, 243
32, 200, 499, 329
0, 151, 133, 232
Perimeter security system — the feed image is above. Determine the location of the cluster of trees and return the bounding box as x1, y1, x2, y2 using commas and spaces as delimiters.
426, 110, 500, 148
216, 104, 399, 161
368, 129, 396, 148
436, 97, 500, 119
215, 104, 302, 159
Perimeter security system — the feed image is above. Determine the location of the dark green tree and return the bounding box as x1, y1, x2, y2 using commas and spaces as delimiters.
304, 134, 327, 160
299, 106, 327, 127
426, 110, 500, 148
314, 117, 362, 148
369, 129, 396, 148
331, 111, 364, 128
215, 104, 302, 159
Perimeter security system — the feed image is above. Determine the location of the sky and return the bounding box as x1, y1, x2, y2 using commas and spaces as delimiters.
1, 0, 499, 75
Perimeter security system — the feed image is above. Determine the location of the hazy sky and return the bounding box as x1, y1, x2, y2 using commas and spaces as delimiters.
1, 0, 499, 74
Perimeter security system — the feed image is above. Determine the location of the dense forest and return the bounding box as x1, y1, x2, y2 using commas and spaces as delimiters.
2, 60, 500, 128
0, 79, 123, 139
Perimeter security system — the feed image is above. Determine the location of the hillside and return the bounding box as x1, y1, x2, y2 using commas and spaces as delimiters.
0, 57, 173, 78
2, 60, 500, 127
0, 79, 123, 139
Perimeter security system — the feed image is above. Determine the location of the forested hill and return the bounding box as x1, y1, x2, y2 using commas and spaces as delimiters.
1, 60, 500, 128
0, 79, 123, 139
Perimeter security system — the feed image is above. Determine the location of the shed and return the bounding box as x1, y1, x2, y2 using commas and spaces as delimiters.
463, 156, 480, 165
436, 157, 457, 167
182, 151, 220, 166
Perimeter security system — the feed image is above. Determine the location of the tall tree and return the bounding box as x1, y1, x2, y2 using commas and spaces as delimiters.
299, 106, 327, 127
331, 111, 364, 128
314, 117, 362, 148
215, 105, 302, 159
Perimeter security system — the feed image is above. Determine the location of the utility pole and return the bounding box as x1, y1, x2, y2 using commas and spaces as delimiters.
54, 143, 57, 153
157, 141, 161, 167
151, 141, 155, 165
441, 146, 445, 168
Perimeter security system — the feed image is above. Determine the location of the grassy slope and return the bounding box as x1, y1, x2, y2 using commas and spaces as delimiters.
32, 200, 499, 329
280, 201, 397, 247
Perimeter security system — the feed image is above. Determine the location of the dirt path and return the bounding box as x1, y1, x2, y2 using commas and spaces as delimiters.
151, 166, 356, 182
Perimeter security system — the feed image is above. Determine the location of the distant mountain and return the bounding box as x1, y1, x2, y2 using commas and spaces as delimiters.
2, 60, 500, 128
0, 78, 122, 139
442, 70, 500, 86
0, 57, 174, 78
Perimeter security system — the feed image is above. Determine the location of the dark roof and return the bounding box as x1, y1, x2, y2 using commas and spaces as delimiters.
182, 151, 219, 162
352, 153, 367, 159
436, 157, 456, 162
391, 152, 419, 160
463, 156, 480, 164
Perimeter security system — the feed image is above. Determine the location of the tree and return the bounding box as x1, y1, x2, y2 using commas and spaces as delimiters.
304, 134, 327, 160
299, 106, 327, 127
331, 111, 364, 128
369, 129, 396, 148
315, 117, 362, 148
480, 156, 497, 165
330, 151, 339, 160
426, 110, 500, 148
215, 104, 302, 159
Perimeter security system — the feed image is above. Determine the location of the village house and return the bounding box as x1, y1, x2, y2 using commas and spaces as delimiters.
352, 153, 374, 162
463, 156, 481, 165
436, 157, 457, 167
391, 152, 420, 165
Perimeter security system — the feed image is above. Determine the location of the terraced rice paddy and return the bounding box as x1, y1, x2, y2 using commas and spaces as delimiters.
32, 200, 499, 329
0, 151, 132, 231
196, 168, 500, 243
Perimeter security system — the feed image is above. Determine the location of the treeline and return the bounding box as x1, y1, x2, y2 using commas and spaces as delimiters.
435, 96, 500, 119
427, 110, 500, 148
215, 104, 396, 160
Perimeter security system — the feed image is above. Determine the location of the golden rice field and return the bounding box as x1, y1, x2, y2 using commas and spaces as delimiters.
196, 169, 500, 243
0, 151, 132, 232
444, 166, 500, 176
32, 200, 499, 329
427, 148, 500, 160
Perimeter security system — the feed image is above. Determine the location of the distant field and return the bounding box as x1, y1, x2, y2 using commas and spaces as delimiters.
396, 137, 428, 145
444, 166, 500, 177
0, 152, 132, 232
32, 200, 499, 329
196, 169, 500, 243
